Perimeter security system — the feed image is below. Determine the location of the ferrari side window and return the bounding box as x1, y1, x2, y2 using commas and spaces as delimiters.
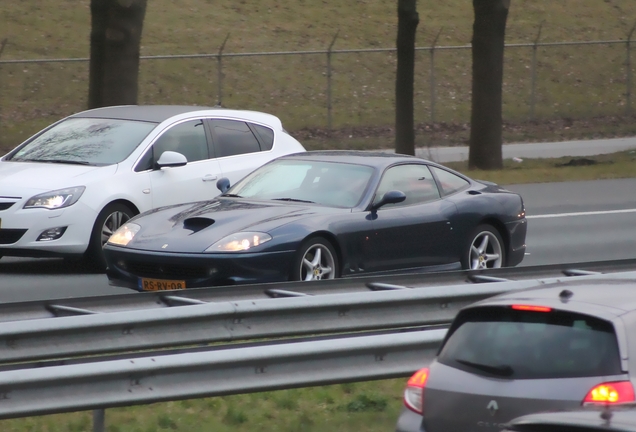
430, 167, 470, 196
373, 164, 441, 207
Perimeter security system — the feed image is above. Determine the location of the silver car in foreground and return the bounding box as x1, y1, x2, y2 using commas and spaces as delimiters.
396, 277, 636, 432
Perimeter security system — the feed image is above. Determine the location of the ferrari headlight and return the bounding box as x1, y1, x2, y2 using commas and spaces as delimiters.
206, 232, 272, 252
107, 223, 141, 247
24, 186, 86, 210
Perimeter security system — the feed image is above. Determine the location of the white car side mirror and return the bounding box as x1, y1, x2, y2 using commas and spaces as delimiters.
156, 151, 187, 168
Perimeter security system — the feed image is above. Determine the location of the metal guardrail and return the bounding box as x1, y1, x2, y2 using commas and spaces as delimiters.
4, 259, 636, 322
5, 267, 636, 363
0, 260, 635, 428
0, 328, 446, 419
1, 260, 636, 364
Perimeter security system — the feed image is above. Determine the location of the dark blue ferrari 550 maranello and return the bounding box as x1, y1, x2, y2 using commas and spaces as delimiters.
104, 151, 527, 291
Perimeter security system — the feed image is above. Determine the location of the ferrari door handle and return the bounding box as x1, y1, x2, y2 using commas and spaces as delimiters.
202, 174, 218, 182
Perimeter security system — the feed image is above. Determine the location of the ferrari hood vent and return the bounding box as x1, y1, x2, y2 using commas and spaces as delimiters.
183, 217, 215, 233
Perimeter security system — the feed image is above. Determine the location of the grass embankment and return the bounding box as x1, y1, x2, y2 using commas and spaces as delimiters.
3, 1, 636, 152
446, 150, 636, 185
0, 380, 406, 432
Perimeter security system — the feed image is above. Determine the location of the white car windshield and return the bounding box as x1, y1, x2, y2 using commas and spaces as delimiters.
7, 117, 157, 165
228, 159, 375, 208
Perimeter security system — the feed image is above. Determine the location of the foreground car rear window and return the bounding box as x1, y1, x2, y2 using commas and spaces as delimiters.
438, 306, 622, 379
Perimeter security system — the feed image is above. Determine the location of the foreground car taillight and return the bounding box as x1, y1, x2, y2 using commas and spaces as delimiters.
403, 368, 429, 414
583, 381, 635, 404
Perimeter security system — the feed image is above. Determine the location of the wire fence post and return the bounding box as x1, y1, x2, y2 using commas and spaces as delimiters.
530, 21, 544, 120
626, 23, 636, 115
326, 30, 339, 130
216, 33, 230, 107
92, 408, 105, 432
429, 28, 442, 124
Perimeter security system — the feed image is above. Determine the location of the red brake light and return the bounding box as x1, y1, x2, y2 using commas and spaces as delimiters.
584, 381, 635, 404
511, 304, 552, 312
404, 368, 429, 414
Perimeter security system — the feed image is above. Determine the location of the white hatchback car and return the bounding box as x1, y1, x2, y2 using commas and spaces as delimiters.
0, 105, 305, 270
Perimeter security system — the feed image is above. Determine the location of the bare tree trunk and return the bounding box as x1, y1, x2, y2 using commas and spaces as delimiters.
468, 0, 510, 170
395, 0, 419, 156
88, 0, 147, 109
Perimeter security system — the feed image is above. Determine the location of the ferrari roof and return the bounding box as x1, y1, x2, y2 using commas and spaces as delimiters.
280, 150, 433, 167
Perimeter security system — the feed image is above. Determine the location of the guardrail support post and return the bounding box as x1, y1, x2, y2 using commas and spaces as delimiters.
326, 30, 339, 130
429, 28, 442, 123
216, 33, 230, 107
625, 23, 636, 115
530, 21, 543, 120
93, 408, 105, 432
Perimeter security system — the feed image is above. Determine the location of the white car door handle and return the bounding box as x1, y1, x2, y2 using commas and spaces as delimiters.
202, 175, 218, 182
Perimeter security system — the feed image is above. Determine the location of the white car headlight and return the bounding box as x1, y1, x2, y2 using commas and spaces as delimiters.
206, 232, 272, 252
107, 223, 141, 247
24, 186, 86, 210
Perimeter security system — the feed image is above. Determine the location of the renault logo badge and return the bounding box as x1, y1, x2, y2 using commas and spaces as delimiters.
486, 399, 499, 416
486, 400, 499, 416
161, 244, 168, 249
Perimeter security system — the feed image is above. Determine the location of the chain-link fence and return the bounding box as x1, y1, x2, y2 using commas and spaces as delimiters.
0, 33, 634, 148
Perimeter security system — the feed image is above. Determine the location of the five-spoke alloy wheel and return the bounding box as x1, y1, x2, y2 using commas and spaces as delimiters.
293, 238, 338, 281
463, 225, 505, 270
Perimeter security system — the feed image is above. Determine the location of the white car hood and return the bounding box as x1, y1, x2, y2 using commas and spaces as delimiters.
0, 161, 115, 197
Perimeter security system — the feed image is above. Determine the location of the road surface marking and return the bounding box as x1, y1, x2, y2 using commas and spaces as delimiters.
527, 208, 636, 219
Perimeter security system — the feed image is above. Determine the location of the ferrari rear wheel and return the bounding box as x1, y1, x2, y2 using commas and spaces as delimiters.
462, 225, 505, 270
293, 238, 338, 281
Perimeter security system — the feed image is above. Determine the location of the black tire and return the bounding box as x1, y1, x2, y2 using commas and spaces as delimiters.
461, 224, 505, 270
291, 237, 339, 281
84, 203, 135, 272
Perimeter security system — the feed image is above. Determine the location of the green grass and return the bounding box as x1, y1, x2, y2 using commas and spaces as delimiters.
0, 379, 407, 432
445, 150, 636, 185
3, 0, 636, 152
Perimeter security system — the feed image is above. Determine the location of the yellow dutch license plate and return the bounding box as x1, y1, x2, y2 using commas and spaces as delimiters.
139, 278, 186, 291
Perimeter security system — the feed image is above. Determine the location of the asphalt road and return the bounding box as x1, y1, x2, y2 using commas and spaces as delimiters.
1, 177, 635, 303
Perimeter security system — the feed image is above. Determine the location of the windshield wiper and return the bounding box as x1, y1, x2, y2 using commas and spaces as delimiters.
221, 193, 242, 198
455, 359, 514, 377
272, 197, 315, 203
23, 159, 92, 165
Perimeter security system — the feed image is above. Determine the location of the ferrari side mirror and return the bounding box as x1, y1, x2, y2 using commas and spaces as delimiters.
216, 177, 231, 193
371, 190, 406, 211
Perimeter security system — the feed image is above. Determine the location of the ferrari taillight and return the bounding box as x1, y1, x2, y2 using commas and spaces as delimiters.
403, 368, 429, 414
583, 381, 635, 404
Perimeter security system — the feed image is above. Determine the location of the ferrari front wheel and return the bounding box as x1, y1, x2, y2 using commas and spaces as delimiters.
462, 224, 505, 270
292, 237, 338, 281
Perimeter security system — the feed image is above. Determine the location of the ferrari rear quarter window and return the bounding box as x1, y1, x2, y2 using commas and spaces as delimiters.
438, 306, 622, 379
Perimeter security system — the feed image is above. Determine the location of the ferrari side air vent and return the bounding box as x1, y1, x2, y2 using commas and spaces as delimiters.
183, 217, 215, 232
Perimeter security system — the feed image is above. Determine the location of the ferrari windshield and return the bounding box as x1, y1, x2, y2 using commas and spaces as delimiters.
8, 118, 157, 165
228, 159, 375, 208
